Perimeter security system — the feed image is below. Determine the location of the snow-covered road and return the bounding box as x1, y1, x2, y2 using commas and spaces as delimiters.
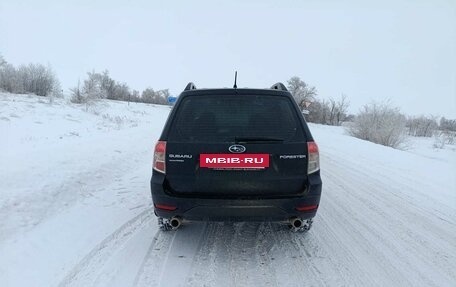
1, 94, 455, 287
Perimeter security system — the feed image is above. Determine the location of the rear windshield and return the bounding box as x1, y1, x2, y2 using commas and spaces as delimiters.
167, 95, 305, 142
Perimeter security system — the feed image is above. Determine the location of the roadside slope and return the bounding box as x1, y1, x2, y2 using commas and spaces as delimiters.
0, 93, 168, 286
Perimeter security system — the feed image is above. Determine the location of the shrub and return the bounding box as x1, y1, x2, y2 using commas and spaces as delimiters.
348, 101, 407, 149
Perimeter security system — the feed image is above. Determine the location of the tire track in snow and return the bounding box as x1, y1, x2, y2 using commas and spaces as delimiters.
294, 215, 377, 287
134, 222, 207, 287
225, 222, 275, 287
58, 209, 154, 287
254, 223, 280, 287
186, 222, 282, 287
185, 222, 224, 286
132, 227, 175, 287
263, 223, 330, 286
137, 222, 281, 287
184, 221, 351, 287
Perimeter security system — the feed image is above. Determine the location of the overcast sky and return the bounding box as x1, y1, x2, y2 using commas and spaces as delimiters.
1, 0, 455, 117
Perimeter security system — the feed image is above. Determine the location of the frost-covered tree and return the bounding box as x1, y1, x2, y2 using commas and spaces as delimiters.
141, 88, 155, 103
99, 70, 116, 100
130, 89, 140, 102
114, 82, 130, 101
435, 117, 456, 147
439, 117, 456, 132
348, 101, 407, 149
0, 54, 6, 67
0, 63, 20, 93
141, 88, 168, 105
406, 116, 438, 137
71, 69, 136, 103
70, 71, 104, 108
157, 89, 170, 104
0, 57, 60, 97
82, 71, 105, 100
70, 79, 84, 103
287, 76, 317, 111
70, 68, 172, 105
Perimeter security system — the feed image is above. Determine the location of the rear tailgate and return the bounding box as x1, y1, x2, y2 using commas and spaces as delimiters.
163, 93, 310, 198
165, 142, 309, 197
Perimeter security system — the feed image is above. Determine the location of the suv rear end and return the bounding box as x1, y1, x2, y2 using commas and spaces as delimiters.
151, 83, 322, 232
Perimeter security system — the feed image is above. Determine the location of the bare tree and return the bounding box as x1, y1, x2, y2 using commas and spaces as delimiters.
306, 94, 350, 126
406, 115, 438, 137
328, 98, 337, 125
287, 76, 317, 111
335, 94, 350, 125
307, 99, 329, 124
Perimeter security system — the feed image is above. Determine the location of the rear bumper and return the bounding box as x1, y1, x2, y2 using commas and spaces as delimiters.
150, 170, 322, 222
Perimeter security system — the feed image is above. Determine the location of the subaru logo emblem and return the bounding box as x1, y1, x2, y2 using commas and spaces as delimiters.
229, 144, 246, 153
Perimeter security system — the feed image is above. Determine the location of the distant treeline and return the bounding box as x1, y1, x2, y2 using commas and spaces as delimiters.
1, 53, 455, 149
0, 54, 170, 105
69, 69, 170, 105
286, 76, 456, 148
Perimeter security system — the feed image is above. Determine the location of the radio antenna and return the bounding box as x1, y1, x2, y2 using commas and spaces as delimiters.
233, 71, 237, 89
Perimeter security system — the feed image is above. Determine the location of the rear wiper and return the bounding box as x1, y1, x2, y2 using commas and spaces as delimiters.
234, 136, 284, 143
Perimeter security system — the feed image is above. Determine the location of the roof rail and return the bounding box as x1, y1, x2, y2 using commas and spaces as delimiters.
270, 82, 288, 91
184, 82, 197, 91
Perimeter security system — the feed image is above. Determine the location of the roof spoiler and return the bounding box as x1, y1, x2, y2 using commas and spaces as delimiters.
184, 82, 197, 91
270, 82, 288, 91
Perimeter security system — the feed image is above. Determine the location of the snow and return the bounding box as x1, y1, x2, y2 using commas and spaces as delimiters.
404, 134, 456, 164
1, 93, 455, 287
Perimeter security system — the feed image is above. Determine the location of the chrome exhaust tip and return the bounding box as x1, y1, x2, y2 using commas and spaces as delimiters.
290, 217, 303, 229
169, 216, 182, 230
288, 217, 313, 232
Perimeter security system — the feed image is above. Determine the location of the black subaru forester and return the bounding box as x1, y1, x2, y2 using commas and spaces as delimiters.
151, 82, 322, 232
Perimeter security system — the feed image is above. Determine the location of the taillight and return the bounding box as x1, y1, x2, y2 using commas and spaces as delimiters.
307, 141, 320, 174
153, 141, 166, 174
154, 203, 177, 211
296, 204, 319, 212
